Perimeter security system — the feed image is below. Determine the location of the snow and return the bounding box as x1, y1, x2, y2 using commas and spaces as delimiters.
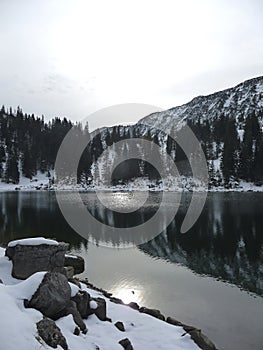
0, 245, 200, 350
69, 281, 80, 297
65, 254, 79, 259
0, 170, 262, 192
90, 300, 98, 309
0, 170, 54, 192
8, 237, 59, 247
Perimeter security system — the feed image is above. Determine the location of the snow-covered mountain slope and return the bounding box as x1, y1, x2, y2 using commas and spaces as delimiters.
138, 76, 263, 130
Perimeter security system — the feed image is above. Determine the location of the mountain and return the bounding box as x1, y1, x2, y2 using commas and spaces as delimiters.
138, 76, 263, 131
0, 76, 263, 189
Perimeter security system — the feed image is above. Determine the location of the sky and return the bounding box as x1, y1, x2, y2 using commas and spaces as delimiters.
0, 0, 262, 130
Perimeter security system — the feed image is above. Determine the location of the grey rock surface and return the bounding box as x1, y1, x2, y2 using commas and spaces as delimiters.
25, 272, 87, 332
115, 321, 125, 332
25, 272, 71, 319
71, 290, 92, 319
37, 317, 68, 350
64, 254, 85, 274
119, 338, 134, 350
6, 242, 68, 279
139, 306, 165, 321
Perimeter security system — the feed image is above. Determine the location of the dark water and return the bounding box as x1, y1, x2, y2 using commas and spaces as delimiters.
0, 191, 262, 350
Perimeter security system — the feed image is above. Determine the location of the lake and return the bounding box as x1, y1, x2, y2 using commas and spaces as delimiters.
0, 191, 262, 350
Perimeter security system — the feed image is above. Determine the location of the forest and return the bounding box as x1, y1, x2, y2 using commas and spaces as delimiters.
0, 105, 262, 188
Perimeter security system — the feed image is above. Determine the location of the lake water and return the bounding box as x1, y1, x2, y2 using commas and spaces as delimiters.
0, 191, 262, 350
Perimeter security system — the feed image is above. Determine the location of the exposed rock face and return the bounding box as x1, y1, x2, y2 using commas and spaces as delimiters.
24, 272, 87, 332
65, 254, 85, 274
37, 317, 68, 350
5, 242, 68, 279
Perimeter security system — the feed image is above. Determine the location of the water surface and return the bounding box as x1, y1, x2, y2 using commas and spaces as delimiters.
0, 191, 262, 350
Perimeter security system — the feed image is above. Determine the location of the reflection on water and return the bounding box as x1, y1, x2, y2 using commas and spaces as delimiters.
110, 279, 144, 305
0, 191, 263, 350
141, 192, 263, 296
0, 192, 87, 250
0, 191, 262, 296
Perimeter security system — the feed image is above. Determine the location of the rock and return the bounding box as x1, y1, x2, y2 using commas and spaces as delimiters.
71, 290, 93, 319
166, 317, 195, 331
127, 301, 140, 310
0, 279, 3, 284
73, 327, 80, 336
109, 296, 124, 305
5, 242, 68, 279
64, 266, 74, 279
25, 272, 71, 319
64, 254, 85, 274
25, 272, 87, 332
139, 307, 165, 321
166, 317, 217, 350
118, 338, 134, 350
115, 321, 125, 332
68, 277, 81, 288
166, 316, 183, 327
92, 297, 108, 321
188, 329, 218, 350
37, 317, 68, 350
65, 300, 87, 332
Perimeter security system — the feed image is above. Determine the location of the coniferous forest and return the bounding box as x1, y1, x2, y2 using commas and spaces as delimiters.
0, 104, 262, 188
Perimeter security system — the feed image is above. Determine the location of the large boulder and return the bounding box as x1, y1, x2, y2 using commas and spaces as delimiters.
5, 238, 68, 279
24, 272, 71, 319
24, 272, 87, 332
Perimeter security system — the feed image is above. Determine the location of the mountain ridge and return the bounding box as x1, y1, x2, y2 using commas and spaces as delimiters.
138, 75, 263, 131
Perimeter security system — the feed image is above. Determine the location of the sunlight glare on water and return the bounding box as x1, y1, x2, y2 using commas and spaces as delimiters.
111, 279, 144, 305
96, 191, 148, 213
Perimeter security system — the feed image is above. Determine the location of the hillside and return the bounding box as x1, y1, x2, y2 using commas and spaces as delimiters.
0, 76, 263, 190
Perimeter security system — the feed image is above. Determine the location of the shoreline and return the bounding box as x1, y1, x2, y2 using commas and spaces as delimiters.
0, 186, 262, 193
78, 278, 218, 350
0, 242, 218, 350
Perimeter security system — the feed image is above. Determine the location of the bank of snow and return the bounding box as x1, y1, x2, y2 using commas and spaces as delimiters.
1, 173, 263, 192
0, 247, 200, 350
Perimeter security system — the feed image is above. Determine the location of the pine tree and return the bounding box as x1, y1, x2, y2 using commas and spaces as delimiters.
239, 112, 261, 181
5, 145, 19, 184
221, 119, 239, 185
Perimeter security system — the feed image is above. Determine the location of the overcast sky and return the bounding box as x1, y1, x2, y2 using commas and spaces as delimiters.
0, 0, 262, 130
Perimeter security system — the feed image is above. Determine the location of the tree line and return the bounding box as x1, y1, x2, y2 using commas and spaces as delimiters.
0, 105, 262, 187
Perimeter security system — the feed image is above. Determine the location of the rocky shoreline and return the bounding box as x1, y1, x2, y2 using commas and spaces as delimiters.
79, 279, 218, 350
0, 237, 218, 350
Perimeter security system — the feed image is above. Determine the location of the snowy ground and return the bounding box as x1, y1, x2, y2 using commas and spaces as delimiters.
0, 173, 263, 192
0, 246, 200, 350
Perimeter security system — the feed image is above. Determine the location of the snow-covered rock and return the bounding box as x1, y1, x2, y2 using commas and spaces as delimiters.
0, 245, 208, 350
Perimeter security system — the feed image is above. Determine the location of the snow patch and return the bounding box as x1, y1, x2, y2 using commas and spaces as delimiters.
8, 237, 59, 247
